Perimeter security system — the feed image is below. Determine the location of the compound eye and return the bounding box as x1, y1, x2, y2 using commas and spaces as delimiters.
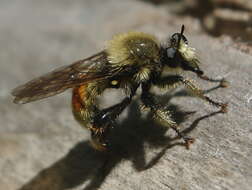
166, 47, 176, 58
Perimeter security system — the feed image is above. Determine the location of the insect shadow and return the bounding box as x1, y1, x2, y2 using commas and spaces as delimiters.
19, 86, 223, 190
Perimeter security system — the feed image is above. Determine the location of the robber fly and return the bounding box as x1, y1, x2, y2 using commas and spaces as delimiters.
12, 25, 228, 151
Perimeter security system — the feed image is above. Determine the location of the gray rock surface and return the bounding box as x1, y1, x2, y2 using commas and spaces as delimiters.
0, 0, 251, 190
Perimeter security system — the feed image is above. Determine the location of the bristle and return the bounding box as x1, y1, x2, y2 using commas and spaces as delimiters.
134, 67, 152, 82
153, 109, 176, 127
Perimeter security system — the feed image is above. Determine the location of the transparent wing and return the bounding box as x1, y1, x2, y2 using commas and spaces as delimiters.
12, 51, 111, 104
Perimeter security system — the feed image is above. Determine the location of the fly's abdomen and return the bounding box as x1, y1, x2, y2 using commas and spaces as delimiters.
72, 84, 95, 128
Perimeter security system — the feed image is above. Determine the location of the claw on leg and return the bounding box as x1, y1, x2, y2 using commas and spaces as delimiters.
170, 125, 195, 150
220, 103, 228, 113
90, 131, 109, 152
219, 79, 229, 88
90, 138, 108, 152
184, 137, 195, 150
204, 95, 228, 112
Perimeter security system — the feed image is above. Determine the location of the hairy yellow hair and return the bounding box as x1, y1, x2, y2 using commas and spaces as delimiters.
106, 32, 159, 66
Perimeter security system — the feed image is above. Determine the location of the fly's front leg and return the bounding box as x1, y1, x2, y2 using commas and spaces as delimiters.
181, 78, 228, 113
154, 75, 228, 113
141, 82, 194, 149
197, 74, 229, 88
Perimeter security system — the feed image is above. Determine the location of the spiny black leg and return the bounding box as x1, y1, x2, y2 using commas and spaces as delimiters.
90, 97, 133, 151
92, 97, 131, 128
92, 83, 139, 129
90, 85, 139, 151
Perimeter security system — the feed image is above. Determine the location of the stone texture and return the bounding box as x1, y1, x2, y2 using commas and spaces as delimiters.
184, 0, 252, 47
0, 0, 251, 190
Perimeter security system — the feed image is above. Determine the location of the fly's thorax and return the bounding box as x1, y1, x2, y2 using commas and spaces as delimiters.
106, 32, 160, 67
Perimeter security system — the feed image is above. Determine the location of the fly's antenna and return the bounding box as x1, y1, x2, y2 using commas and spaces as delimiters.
177, 24, 185, 48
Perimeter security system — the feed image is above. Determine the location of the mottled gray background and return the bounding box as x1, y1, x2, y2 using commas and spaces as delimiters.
0, 0, 252, 190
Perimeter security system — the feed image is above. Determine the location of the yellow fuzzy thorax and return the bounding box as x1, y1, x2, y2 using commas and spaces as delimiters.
106, 32, 160, 66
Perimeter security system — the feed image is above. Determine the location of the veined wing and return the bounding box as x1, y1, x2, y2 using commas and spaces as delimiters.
12, 51, 110, 104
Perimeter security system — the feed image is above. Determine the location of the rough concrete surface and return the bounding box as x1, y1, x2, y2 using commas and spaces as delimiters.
0, 0, 251, 190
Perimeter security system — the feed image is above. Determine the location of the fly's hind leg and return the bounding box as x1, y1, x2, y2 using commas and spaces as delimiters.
141, 83, 194, 149
90, 83, 139, 151
90, 97, 133, 151
72, 83, 138, 151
